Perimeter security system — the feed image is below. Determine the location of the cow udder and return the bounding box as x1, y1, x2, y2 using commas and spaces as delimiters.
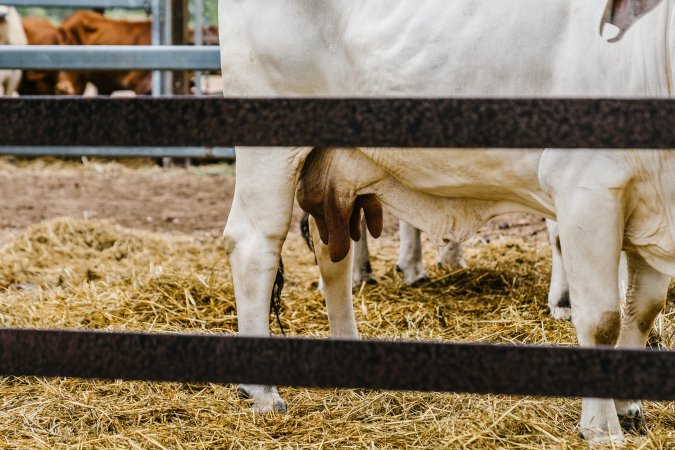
297, 150, 383, 262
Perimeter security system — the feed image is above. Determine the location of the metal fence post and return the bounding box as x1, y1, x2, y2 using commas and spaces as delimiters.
151, 0, 162, 96
193, 0, 203, 96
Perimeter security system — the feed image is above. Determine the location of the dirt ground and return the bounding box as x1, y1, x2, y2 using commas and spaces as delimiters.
0, 157, 234, 236
0, 156, 547, 241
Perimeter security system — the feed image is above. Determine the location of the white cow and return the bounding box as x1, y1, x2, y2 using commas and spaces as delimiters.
219, 0, 672, 443
0, 6, 27, 96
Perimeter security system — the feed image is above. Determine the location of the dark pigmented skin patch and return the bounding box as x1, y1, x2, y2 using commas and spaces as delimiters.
557, 290, 571, 309
594, 311, 621, 346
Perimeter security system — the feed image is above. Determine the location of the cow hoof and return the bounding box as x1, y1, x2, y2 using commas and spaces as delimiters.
616, 401, 648, 435
353, 276, 378, 287
237, 384, 288, 414
252, 398, 288, 414
548, 305, 572, 321
619, 413, 648, 435
396, 264, 429, 286
436, 261, 467, 270
578, 428, 625, 445
408, 275, 431, 286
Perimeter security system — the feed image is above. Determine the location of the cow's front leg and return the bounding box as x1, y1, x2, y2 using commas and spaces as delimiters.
613, 251, 670, 434
309, 215, 359, 338
224, 146, 311, 413
556, 191, 624, 444
396, 221, 430, 285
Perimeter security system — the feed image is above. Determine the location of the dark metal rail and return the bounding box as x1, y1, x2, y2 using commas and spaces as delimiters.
1, 328, 673, 400
1, 97, 674, 400
1, 97, 674, 148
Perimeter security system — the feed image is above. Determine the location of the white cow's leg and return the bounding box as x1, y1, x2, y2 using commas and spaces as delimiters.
546, 219, 571, 320
224, 146, 311, 413
437, 240, 466, 270
310, 215, 358, 338
556, 192, 624, 444
547, 220, 630, 320
352, 219, 376, 286
396, 221, 429, 285
613, 251, 669, 434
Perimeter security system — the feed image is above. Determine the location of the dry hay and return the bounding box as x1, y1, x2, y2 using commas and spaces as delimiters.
0, 217, 672, 449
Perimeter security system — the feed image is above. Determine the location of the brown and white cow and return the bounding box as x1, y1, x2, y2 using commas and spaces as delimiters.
55, 11, 152, 96
18, 16, 61, 95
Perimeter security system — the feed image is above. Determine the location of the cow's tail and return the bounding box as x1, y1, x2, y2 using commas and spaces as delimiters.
300, 213, 315, 254
270, 257, 286, 336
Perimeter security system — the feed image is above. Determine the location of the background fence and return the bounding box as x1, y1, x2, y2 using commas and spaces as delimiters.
0, 95, 674, 400
1, 0, 234, 159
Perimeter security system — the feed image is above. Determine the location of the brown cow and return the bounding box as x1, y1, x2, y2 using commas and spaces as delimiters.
19, 16, 61, 95
56, 11, 152, 96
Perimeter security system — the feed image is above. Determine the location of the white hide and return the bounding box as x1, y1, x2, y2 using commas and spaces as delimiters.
219, 0, 673, 442
0, 6, 27, 96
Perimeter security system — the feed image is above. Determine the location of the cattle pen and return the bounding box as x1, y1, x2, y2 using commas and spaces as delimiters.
1, 2, 675, 447
0, 95, 673, 447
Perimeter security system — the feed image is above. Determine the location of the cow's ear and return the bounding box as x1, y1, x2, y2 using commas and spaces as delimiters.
601, 0, 664, 42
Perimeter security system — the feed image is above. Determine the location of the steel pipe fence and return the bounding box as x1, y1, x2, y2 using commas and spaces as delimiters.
0, 146, 235, 159
0, 46, 221, 70
2, 0, 149, 8
1, 97, 674, 148
0, 96, 674, 399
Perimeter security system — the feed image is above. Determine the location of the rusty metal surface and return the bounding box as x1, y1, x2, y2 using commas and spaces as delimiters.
1, 97, 674, 148
0, 328, 673, 400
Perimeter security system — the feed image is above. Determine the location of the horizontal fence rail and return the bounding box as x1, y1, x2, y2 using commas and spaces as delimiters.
2, 0, 148, 7
1, 97, 675, 148
0, 328, 673, 400
0, 146, 235, 159
0, 46, 221, 71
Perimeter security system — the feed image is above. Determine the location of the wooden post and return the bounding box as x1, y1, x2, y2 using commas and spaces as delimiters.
171, 0, 190, 94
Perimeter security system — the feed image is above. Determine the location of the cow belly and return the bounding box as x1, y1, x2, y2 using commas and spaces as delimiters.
297, 148, 553, 261
368, 178, 526, 246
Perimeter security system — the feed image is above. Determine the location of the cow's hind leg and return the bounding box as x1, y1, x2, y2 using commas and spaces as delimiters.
396, 221, 430, 285
613, 251, 669, 434
546, 219, 571, 319
224, 146, 311, 413
309, 215, 359, 338
437, 240, 466, 270
352, 219, 376, 287
556, 190, 624, 444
